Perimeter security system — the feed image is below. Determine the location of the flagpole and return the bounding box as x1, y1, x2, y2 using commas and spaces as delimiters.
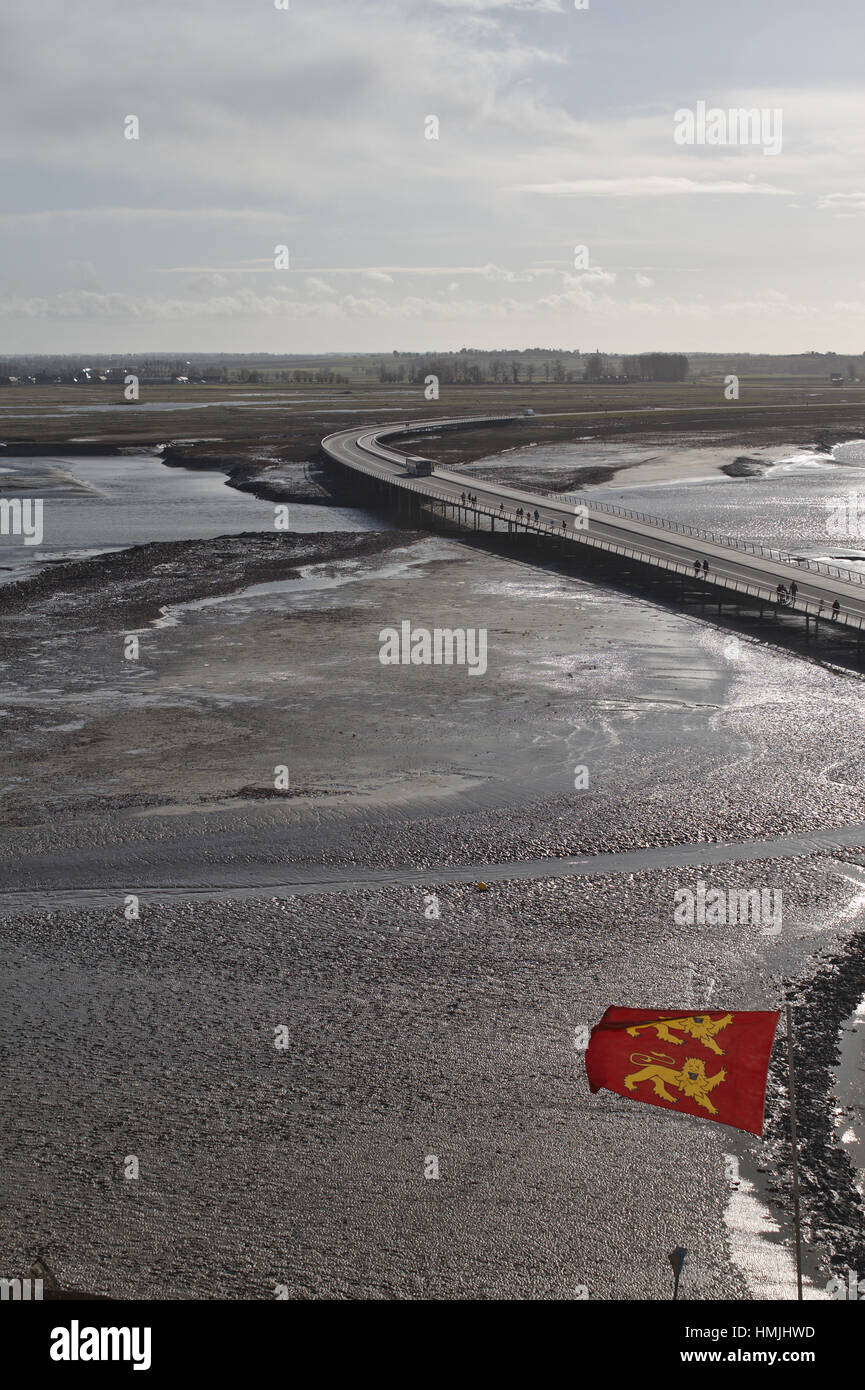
785, 1000, 804, 1301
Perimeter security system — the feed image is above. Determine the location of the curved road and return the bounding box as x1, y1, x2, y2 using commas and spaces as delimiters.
322, 415, 865, 632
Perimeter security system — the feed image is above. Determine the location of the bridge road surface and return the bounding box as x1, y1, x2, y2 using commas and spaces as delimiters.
322, 416, 865, 633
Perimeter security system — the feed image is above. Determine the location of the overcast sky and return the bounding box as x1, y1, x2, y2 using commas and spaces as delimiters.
2, 0, 864, 355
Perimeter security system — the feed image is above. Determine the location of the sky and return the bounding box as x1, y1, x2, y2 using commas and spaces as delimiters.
1, 0, 864, 355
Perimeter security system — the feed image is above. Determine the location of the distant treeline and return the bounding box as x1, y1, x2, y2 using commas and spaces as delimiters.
379, 350, 688, 385
387, 356, 576, 385
621, 353, 689, 382
2, 348, 863, 388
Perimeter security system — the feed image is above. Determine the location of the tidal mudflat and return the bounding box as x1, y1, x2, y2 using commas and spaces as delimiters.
1, 858, 863, 1300
1, 488, 865, 1296
1, 428, 864, 1300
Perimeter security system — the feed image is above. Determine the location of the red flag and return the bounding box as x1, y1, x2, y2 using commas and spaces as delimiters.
585, 1007, 780, 1135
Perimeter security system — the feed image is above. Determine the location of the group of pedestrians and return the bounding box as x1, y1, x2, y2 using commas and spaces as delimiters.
777, 582, 843, 619
692, 558, 845, 621
692, 557, 844, 621
490, 501, 565, 531
818, 598, 842, 621
777, 582, 842, 620
453, 499, 848, 626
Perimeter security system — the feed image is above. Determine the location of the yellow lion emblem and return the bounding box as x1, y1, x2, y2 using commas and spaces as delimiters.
624, 1051, 727, 1115
625, 1013, 732, 1056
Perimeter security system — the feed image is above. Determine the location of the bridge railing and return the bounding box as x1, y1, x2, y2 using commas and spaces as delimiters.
325, 430, 865, 618
579, 498, 865, 585
353, 421, 865, 588
380, 471, 865, 632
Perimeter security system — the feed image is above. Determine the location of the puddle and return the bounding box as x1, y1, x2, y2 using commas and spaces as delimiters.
723, 1161, 829, 1300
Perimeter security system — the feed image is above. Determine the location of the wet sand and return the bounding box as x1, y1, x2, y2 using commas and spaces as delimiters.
2, 422, 865, 1300
455, 436, 823, 496
1, 515, 865, 1297
1, 856, 862, 1300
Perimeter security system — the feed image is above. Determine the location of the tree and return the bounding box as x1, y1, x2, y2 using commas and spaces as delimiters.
622, 352, 688, 382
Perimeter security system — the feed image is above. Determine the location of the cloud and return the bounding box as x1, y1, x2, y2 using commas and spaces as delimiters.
817, 192, 865, 214
478, 262, 544, 281
150, 263, 559, 281
0, 0, 575, 200
561, 268, 617, 287
63, 260, 102, 292
304, 277, 338, 296
0, 208, 296, 228
2, 3, 864, 351
184, 273, 229, 294
0, 279, 625, 324
433, 1, 563, 10
512, 177, 791, 196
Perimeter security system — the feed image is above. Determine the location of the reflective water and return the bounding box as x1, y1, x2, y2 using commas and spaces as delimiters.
489, 438, 865, 564
0, 451, 384, 580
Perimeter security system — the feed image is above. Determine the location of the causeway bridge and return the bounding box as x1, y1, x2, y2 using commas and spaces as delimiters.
322, 414, 865, 640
